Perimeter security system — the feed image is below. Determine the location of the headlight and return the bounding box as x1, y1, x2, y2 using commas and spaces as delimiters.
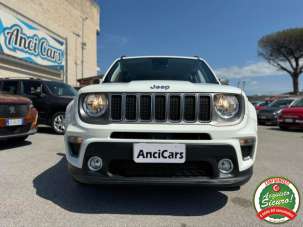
214, 94, 240, 119
273, 109, 282, 116
83, 94, 108, 117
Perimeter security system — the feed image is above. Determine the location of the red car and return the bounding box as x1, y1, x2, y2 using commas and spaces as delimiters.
0, 93, 38, 142
278, 98, 303, 130
253, 99, 274, 112
255, 101, 270, 111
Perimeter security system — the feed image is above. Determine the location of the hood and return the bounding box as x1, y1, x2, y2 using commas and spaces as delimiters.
58, 96, 74, 105
59, 95, 74, 100
79, 81, 242, 94
0, 94, 31, 104
281, 107, 303, 117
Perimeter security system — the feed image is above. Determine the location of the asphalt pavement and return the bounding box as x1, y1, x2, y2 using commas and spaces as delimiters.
0, 126, 302, 227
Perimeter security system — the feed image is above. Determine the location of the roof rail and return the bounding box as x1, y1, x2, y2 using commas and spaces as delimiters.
120, 55, 126, 59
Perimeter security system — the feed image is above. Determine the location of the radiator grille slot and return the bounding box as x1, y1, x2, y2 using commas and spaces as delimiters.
154, 95, 166, 121
169, 96, 181, 121
110, 95, 122, 120
140, 95, 152, 120
125, 95, 137, 120
199, 96, 211, 121
184, 96, 196, 121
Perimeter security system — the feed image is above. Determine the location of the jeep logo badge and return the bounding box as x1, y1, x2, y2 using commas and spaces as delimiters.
150, 85, 170, 90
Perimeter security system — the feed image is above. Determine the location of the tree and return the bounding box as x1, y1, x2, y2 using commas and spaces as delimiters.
258, 28, 303, 94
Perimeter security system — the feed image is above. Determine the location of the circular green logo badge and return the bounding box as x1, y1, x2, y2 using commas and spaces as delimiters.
254, 177, 300, 224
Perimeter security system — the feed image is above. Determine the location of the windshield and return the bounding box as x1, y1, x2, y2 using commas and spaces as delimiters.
257, 101, 270, 106
292, 99, 303, 107
269, 99, 293, 108
45, 81, 77, 97
103, 58, 219, 84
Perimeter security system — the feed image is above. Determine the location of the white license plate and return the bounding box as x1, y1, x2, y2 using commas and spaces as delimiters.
133, 143, 186, 163
6, 118, 24, 126
284, 118, 293, 123
260, 116, 267, 119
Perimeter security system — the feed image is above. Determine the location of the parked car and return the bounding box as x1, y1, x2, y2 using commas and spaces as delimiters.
278, 98, 303, 130
65, 56, 258, 188
0, 92, 38, 142
0, 79, 77, 134
257, 98, 297, 125
254, 101, 272, 112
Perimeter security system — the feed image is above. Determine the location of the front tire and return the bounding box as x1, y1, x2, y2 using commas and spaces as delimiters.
52, 112, 65, 134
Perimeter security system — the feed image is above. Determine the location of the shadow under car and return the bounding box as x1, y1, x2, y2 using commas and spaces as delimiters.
33, 156, 228, 216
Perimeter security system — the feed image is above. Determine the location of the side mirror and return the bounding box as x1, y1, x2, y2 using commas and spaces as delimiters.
219, 77, 229, 85
31, 90, 42, 97
31, 88, 42, 97
92, 78, 100, 84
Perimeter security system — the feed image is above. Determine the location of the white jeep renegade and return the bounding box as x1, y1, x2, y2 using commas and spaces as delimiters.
65, 56, 257, 187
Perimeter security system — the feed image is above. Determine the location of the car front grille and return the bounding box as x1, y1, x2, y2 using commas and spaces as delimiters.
0, 104, 29, 118
110, 93, 211, 123
108, 160, 213, 178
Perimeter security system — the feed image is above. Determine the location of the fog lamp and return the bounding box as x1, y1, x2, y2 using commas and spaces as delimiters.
218, 159, 234, 174
87, 156, 103, 171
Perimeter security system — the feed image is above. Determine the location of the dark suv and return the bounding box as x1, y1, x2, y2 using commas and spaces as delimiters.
0, 79, 77, 134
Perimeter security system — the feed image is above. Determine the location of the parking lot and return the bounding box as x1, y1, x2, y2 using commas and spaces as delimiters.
0, 126, 302, 227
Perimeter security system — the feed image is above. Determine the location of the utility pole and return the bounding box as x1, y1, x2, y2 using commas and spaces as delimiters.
81, 16, 88, 79
242, 80, 246, 92
72, 32, 80, 83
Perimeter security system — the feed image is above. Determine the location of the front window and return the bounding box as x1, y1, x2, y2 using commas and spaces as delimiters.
103, 57, 219, 84
1, 81, 18, 94
269, 99, 293, 108
45, 81, 77, 97
259, 101, 271, 106
22, 81, 43, 96
291, 99, 303, 107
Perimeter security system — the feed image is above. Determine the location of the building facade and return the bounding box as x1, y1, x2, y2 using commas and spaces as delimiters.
0, 0, 100, 86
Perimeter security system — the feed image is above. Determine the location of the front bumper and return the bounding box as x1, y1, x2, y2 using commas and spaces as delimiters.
68, 142, 254, 186
258, 114, 277, 125
65, 114, 257, 186
69, 162, 253, 187
278, 121, 303, 129
0, 127, 37, 140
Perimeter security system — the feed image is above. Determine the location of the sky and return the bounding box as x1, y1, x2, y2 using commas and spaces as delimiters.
96, 0, 303, 95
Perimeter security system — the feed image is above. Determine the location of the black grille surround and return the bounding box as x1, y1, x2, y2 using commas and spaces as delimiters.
109, 93, 211, 123
108, 160, 213, 178
0, 104, 29, 118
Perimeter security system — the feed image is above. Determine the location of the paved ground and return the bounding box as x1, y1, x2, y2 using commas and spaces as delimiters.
0, 126, 302, 227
